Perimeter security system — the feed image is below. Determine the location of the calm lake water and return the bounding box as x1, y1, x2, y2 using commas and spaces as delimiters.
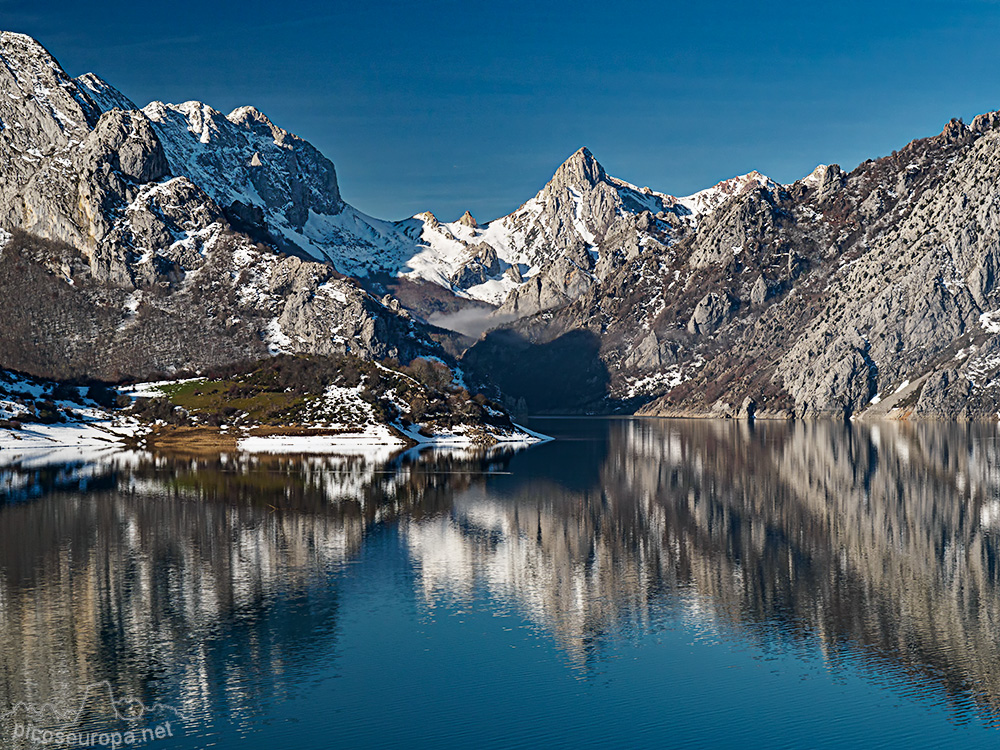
3, 418, 1000, 748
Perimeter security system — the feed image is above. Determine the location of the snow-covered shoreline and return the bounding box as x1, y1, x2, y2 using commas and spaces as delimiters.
0, 416, 550, 465
1, 363, 551, 466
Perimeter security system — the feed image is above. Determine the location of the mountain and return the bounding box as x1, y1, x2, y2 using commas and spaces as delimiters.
0, 32, 443, 381
3, 30, 1000, 421
323, 147, 776, 314
463, 114, 1000, 419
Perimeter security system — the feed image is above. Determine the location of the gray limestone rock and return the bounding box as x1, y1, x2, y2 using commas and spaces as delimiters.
687, 292, 731, 335
814, 164, 844, 202
750, 275, 768, 306
913, 370, 972, 417
687, 187, 784, 268
451, 243, 503, 287
0, 33, 445, 378
79, 109, 169, 185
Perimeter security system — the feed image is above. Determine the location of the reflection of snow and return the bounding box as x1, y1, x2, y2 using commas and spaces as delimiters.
981, 500, 1000, 529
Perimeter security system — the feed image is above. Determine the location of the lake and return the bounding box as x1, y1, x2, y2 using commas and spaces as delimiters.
2, 418, 1000, 748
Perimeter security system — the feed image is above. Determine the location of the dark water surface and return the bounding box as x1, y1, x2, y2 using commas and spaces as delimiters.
3, 418, 1000, 748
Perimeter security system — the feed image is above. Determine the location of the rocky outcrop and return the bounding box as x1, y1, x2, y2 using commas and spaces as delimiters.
451, 243, 503, 287
141, 101, 343, 238
687, 292, 731, 335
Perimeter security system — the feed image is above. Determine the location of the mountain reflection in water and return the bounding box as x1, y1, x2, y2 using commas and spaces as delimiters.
2, 419, 1000, 746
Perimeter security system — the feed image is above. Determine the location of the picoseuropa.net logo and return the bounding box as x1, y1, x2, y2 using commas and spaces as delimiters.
0, 681, 186, 748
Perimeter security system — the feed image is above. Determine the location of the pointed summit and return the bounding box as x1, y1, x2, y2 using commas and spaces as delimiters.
0, 31, 102, 139
228, 105, 283, 139
457, 210, 478, 228
548, 147, 607, 191
75, 72, 137, 114
416, 210, 439, 229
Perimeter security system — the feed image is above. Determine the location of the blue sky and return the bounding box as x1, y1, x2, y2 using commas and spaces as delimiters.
7, 1, 1000, 220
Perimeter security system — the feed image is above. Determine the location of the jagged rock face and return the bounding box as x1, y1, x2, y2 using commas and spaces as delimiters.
485, 155, 780, 316
0, 33, 202, 267
772, 123, 1000, 417
141, 101, 343, 241
76, 71, 138, 112
0, 32, 101, 249
0, 33, 99, 149
687, 186, 787, 268
0, 32, 445, 378
384, 149, 775, 311
82, 109, 169, 184
687, 292, 731, 335
450, 243, 502, 287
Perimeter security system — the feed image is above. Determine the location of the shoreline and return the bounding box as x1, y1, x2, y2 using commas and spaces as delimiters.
0, 418, 552, 462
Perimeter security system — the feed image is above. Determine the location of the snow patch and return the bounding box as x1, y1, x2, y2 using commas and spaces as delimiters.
264, 318, 292, 354
981, 311, 1000, 334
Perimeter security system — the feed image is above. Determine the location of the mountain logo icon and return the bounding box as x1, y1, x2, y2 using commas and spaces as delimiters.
1, 681, 186, 747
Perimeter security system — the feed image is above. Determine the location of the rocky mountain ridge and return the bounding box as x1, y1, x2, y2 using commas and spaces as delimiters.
0, 32, 446, 382
3, 31, 1000, 420
462, 112, 1000, 419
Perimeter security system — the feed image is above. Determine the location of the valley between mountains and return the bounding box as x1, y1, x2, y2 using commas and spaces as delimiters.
2, 29, 1000, 448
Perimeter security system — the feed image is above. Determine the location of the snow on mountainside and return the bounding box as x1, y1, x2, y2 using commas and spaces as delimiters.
26, 31, 1000, 423
76, 71, 137, 113
131, 91, 783, 310
459, 110, 1000, 421
106, 80, 781, 310
675, 170, 781, 220
0, 32, 447, 381
383, 150, 780, 306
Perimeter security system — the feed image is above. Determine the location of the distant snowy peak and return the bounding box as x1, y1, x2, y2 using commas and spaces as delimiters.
534, 147, 780, 227
675, 170, 782, 218
393, 149, 783, 306
75, 72, 137, 114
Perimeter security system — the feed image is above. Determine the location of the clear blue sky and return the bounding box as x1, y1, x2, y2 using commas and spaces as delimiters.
7, 1, 1000, 221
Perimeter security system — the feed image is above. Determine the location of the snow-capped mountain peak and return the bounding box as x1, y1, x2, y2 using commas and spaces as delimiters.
141, 98, 344, 246
0, 31, 101, 145
336, 148, 784, 309
548, 146, 607, 190
75, 72, 137, 114
675, 170, 780, 218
